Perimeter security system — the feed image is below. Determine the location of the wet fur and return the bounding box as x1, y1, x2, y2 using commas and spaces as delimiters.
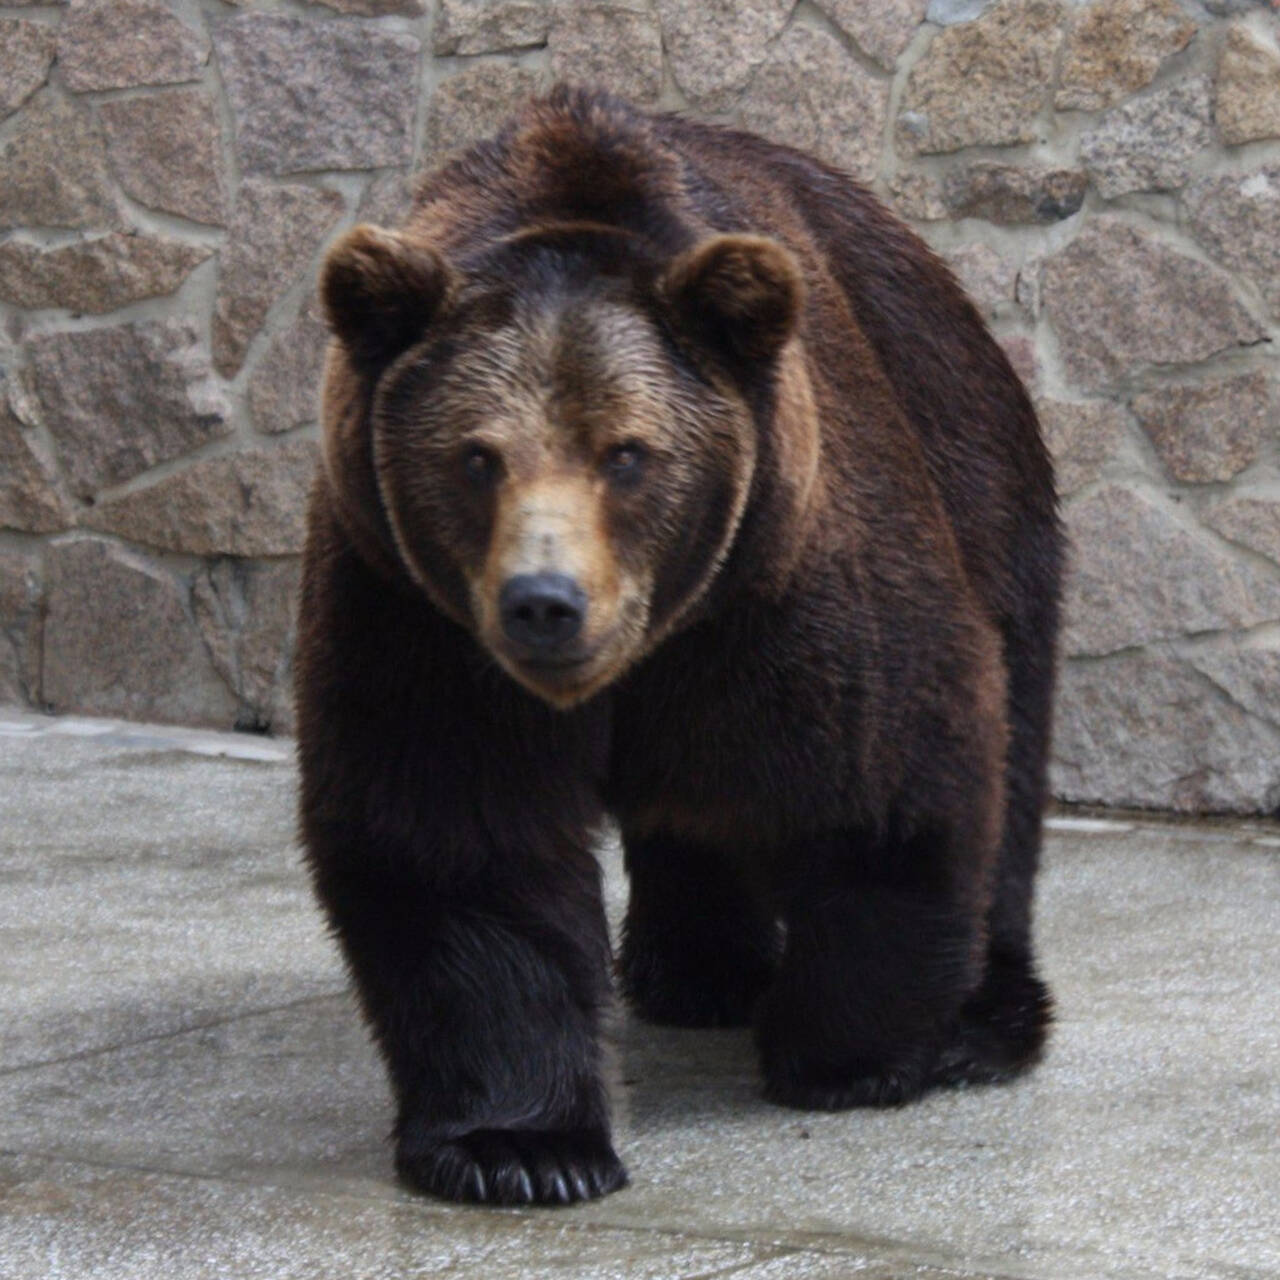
296, 88, 1062, 1205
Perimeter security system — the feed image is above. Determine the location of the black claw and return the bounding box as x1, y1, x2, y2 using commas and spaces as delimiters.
397, 1129, 624, 1207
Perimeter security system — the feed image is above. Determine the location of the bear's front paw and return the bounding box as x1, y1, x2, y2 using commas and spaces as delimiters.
395, 1127, 628, 1206
760, 1047, 934, 1111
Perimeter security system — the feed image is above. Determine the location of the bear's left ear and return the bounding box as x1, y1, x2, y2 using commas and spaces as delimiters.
660, 235, 803, 366
320, 224, 456, 368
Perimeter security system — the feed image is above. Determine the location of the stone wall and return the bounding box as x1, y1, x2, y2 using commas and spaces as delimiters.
2, 0, 1279, 812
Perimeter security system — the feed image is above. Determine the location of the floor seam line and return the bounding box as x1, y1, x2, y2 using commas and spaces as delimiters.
0, 988, 350, 1078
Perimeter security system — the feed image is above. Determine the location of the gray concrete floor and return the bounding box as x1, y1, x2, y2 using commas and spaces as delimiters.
1, 708, 1277, 1280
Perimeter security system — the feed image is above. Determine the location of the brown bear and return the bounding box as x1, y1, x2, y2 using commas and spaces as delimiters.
295, 86, 1062, 1207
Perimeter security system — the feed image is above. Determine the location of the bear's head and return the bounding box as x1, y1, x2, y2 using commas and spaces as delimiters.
319, 220, 815, 707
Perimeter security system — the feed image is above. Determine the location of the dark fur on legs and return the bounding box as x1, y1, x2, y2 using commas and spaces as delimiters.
754, 827, 988, 1110
932, 949, 1053, 1087
618, 832, 780, 1028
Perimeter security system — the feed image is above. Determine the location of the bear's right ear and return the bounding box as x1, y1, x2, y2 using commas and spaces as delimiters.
320, 225, 456, 368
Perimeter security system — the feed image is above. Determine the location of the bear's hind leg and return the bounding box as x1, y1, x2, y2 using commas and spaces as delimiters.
935, 615, 1057, 1086
619, 831, 780, 1028
932, 947, 1052, 1086
756, 826, 988, 1110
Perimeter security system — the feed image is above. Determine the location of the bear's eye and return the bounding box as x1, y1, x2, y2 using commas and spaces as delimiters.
604, 443, 644, 481
462, 445, 499, 488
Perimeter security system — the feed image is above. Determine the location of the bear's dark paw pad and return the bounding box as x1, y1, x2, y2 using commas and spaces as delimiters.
618, 938, 774, 1029
396, 1128, 628, 1206
762, 1057, 931, 1111
933, 966, 1053, 1087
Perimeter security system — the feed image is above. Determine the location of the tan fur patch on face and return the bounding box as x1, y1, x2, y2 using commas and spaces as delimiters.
454, 302, 674, 704
478, 474, 621, 631
473, 464, 656, 707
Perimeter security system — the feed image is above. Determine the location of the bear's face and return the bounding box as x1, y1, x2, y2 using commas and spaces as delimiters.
320, 225, 802, 707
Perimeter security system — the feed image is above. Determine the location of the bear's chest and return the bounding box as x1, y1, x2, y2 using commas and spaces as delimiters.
604, 618, 859, 850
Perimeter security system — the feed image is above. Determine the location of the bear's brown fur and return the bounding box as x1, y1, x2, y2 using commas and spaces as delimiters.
295, 87, 1062, 1206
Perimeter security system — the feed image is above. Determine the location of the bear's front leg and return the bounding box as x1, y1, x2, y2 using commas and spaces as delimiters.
295, 522, 625, 1204
311, 836, 625, 1205
756, 833, 988, 1110
389, 879, 625, 1205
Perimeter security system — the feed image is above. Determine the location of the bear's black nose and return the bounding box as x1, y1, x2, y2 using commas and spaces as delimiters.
500, 573, 587, 653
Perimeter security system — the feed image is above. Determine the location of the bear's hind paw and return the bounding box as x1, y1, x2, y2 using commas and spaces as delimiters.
618, 933, 775, 1029
932, 965, 1053, 1088
620, 964, 770, 1028
761, 1053, 932, 1111
396, 1128, 628, 1205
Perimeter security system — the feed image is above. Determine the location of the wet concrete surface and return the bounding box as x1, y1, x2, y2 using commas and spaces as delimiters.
1, 709, 1277, 1279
